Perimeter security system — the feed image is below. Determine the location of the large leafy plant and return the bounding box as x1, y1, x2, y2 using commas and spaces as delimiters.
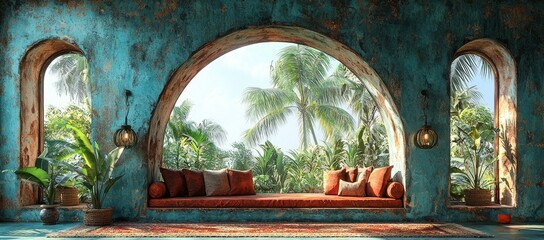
450, 123, 497, 191
12, 148, 73, 205
52, 125, 124, 209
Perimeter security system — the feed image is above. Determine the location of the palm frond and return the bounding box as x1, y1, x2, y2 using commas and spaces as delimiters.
243, 107, 294, 145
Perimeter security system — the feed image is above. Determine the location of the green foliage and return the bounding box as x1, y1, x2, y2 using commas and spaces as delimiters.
228, 142, 254, 170
10, 149, 73, 204
163, 103, 228, 170
45, 104, 91, 142
48, 125, 124, 209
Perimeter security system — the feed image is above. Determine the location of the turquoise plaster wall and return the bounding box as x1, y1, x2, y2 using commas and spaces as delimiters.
1, 0, 543, 222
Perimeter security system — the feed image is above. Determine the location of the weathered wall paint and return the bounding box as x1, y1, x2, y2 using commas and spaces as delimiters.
1, 0, 543, 223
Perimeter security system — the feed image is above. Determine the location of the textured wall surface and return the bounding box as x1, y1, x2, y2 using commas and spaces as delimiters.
0, 0, 543, 223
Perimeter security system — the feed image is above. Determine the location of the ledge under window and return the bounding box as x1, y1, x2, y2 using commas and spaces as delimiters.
448, 203, 515, 210
22, 203, 87, 210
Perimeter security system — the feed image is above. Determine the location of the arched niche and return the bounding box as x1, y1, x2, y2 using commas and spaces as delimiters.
19, 39, 84, 206
454, 39, 517, 206
146, 25, 406, 187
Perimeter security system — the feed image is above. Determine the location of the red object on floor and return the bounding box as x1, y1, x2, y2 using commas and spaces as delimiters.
148, 193, 403, 208
498, 213, 511, 224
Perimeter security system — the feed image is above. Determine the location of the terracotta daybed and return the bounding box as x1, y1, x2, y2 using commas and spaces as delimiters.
149, 193, 403, 208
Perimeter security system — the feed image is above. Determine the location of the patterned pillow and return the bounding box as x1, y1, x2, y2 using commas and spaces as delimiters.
366, 166, 393, 197
338, 179, 366, 197
227, 169, 256, 195
182, 169, 206, 196
323, 168, 346, 195
159, 168, 187, 197
203, 169, 231, 196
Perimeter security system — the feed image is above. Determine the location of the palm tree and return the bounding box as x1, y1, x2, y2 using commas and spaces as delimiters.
49, 54, 90, 104
450, 54, 493, 94
243, 45, 354, 149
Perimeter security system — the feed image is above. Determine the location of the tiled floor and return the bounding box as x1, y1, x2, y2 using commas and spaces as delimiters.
0, 222, 542, 239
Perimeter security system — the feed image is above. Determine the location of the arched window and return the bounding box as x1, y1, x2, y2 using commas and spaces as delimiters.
449, 39, 517, 207
19, 40, 85, 206
160, 42, 390, 193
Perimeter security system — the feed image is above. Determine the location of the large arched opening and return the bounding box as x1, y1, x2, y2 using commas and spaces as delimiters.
146, 25, 406, 197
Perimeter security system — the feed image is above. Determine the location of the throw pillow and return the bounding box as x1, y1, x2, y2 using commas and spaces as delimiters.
366, 165, 393, 197
344, 166, 358, 182
203, 169, 231, 196
159, 167, 187, 197
227, 169, 256, 195
356, 166, 373, 182
323, 168, 346, 195
386, 182, 404, 199
148, 182, 167, 199
338, 179, 366, 197
182, 169, 206, 196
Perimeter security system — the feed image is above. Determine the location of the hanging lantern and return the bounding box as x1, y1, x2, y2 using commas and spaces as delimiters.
414, 124, 438, 149
414, 90, 438, 149
114, 90, 138, 148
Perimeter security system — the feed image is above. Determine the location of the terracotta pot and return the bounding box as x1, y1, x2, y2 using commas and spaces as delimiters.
39, 204, 59, 225
84, 208, 113, 226
464, 189, 491, 206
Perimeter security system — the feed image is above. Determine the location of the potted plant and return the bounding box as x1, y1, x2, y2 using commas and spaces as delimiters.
12, 149, 73, 225
52, 125, 124, 226
451, 123, 497, 206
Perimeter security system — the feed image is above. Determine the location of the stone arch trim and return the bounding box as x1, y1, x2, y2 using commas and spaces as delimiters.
19, 39, 83, 206
454, 38, 517, 206
146, 25, 406, 186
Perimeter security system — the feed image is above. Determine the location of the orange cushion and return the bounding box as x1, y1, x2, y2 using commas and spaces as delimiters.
148, 182, 167, 199
386, 182, 404, 199
366, 166, 393, 197
182, 169, 206, 196
344, 167, 358, 182
227, 169, 256, 195
149, 193, 403, 208
160, 168, 187, 197
323, 169, 346, 195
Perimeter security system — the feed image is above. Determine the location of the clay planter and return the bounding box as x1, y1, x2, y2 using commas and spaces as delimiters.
84, 208, 113, 226
464, 189, 492, 206
39, 204, 59, 225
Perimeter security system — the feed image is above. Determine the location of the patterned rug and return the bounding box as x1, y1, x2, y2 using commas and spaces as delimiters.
48, 222, 493, 238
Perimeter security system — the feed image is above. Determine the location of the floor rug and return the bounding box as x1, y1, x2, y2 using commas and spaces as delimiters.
48, 222, 493, 238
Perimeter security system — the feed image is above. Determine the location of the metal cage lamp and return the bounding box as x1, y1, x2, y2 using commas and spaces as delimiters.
114, 90, 138, 148
414, 90, 438, 149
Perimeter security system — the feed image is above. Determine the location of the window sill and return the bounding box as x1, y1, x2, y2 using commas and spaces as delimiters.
448, 203, 515, 209
22, 203, 88, 210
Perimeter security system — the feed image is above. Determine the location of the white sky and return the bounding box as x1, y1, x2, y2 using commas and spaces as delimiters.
43, 44, 495, 152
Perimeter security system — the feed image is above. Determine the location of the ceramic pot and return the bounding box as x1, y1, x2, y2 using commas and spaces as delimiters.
39, 204, 59, 225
